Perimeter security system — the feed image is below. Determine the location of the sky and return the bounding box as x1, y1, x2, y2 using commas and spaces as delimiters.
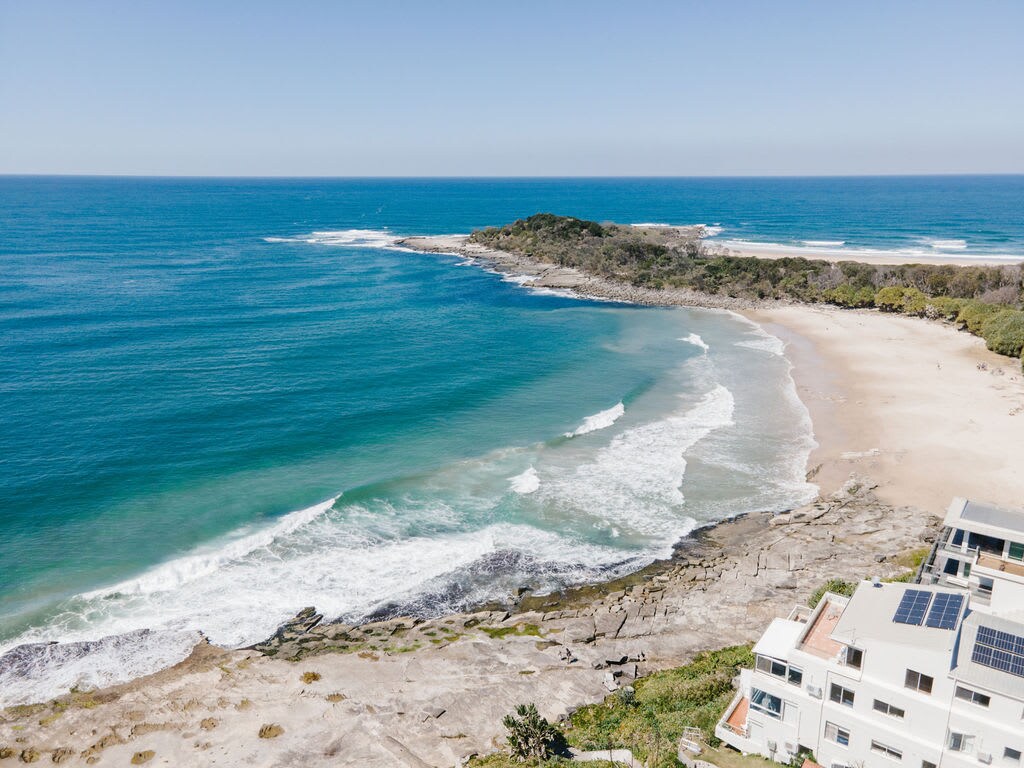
1, 0, 1022, 176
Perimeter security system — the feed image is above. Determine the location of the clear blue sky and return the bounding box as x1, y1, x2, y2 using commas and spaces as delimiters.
2, 0, 1022, 176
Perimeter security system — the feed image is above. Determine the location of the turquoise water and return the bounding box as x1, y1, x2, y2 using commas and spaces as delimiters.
1, 175, 1021, 702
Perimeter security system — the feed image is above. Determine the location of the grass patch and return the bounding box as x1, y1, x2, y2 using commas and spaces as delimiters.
807, 578, 857, 608
479, 623, 543, 639
258, 723, 284, 739
564, 645, 754, 768
893, 547, 931, 572
300, 671, 321, 684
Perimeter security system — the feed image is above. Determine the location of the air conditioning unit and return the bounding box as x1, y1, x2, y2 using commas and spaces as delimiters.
785, 742, 798, 755
979, 754, 992, 765
807, 685, 823, 699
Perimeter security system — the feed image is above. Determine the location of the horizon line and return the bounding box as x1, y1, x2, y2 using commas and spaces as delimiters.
3, 172, 1024, 181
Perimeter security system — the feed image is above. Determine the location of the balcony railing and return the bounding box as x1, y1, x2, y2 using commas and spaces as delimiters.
976, 553, 1024, 578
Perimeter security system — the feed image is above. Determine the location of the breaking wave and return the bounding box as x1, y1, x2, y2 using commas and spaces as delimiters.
565, 402, 626, 437
680, 333, 709, 352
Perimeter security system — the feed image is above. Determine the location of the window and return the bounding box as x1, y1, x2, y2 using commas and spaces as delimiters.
829, 683, 855, 706
1005, 748, 1022, 763
871, 741, 903, 760
949, 733, 975, 753
873, 699, 905, 718
844, 646, 864, 669
750, 688, 782, 719
922, 762, 937, 768
955, 685, 991, 707
1010, 542, 1024, 562
905, 669, 933, 694
944, 558, 960, 576
825, 722, 850, 747
756, 656, 802, 686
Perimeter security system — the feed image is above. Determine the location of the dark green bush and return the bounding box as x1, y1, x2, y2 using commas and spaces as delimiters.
957, 301, 1005, 334
980, 310, 1024, 357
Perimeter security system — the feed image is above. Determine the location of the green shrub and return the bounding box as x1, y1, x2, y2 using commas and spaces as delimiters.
925, 296, 966, 321
807, 578, 858, 608
980, 310, 1024, 357
957, 301, 1004, 334
874, 286, 928, 315
827, 284, 874, 308
502, 704, 563, 762
874, 286, 907, 312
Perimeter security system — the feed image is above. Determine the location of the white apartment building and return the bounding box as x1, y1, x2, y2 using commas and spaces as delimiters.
715, 499, 1024, 768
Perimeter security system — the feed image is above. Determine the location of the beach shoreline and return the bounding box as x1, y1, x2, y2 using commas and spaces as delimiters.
4, 233, 1024, 765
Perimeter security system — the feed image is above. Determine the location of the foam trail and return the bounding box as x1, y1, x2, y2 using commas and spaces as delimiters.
82, 498, 338, 599
734, 325, 786, 356
508, 467, 540, 494
543, 385, 735, 542
803, 240, 846, 247
928, 239, 968, 250
565, 402, 626, 437
680, 333, 709, 352
264, 229, 408, 250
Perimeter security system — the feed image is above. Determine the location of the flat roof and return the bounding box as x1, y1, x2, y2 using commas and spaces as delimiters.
945, 497, 1024, 537
831, 582, 966, 653
753, 618, 805, 660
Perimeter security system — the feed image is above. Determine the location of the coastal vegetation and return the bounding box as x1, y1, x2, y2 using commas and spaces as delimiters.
501, 703, 564, 761
471, 215, 1024, 368
562, 645, 754, 768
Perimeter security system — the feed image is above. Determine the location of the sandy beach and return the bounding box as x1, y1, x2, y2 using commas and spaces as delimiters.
4, 237, 1024, 766
713, 241, 1024, 267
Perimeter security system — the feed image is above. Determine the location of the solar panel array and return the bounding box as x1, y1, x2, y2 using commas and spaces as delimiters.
972, 626, 1024, 678
925, 593, 964, 629
893, 589, 933, 626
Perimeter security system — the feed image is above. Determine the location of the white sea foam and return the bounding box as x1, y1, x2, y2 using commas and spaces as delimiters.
0, 629, 201, 707
263, 229, 414, 251
680, 333, 709, 352
711, 237, 1021, 262
542, 385, 735, 542
82, 498, 337, 599
565, 402, 626, 437
508, 467, 541, 494
734, 325, 786, 356
629, 223, 723, 237
502, 273, 537, 286
927, 239, 968, 250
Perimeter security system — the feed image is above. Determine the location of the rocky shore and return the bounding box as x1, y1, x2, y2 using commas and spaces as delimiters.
397, 234, 759, 310
0, 479, 939, 766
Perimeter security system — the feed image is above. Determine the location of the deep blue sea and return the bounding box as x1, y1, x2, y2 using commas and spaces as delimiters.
1, 175, 1022, 703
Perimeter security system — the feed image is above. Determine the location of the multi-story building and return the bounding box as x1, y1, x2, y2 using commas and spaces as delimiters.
715, 499, 1024, 768
919, 498, 1024, 614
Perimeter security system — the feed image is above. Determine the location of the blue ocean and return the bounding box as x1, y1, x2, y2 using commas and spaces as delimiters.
1, 175, 1022, 703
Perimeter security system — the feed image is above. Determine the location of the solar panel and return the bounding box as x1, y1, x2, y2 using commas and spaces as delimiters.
893, 589, 932, 625
972, 626, 1024, 677
925, 593, 964, 630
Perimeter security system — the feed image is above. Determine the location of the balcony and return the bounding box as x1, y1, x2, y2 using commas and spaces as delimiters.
976, 553, 1024, 578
